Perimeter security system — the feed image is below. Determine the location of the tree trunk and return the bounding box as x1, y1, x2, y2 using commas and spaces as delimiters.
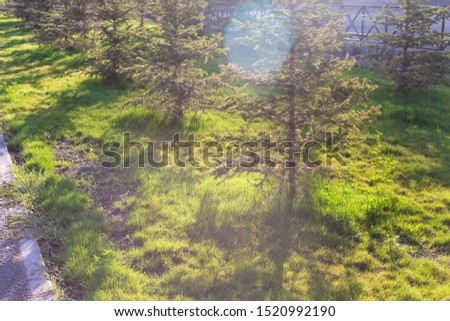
177, 101, 184, 121
398, 46, 409, 91
140, 1, 145, 27
287, 45, 296, 209
82, 1, 88, 40
398, 0, 411, 91
174, 63, 184, 121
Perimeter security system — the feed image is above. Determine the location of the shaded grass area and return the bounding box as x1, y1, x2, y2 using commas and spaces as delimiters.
1, 15, 449, 300
1, 15, 157, 300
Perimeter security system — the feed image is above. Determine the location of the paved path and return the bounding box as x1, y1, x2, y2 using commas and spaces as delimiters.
0, 201, 32, 300
0, 136, 54, 301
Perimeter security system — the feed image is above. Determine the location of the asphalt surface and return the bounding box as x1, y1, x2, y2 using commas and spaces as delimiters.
0, 201, 32, 301
0, 136, 32, 301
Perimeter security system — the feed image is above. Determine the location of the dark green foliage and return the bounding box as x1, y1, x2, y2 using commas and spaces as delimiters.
134, 0, 148, 27
5, 0, 29, 21
32, 5, 61, 45
127, 0, 224, 121
7, 0, 52, 24
47, 0, 94, 48
7, 0, 95, 48
10, 0, 70, 46
85, 0, 136, 81
217, 0, 381, 208
367, 0, 450, 91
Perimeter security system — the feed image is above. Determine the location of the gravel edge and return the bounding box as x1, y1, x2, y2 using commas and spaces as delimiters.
0, 135, 55, 301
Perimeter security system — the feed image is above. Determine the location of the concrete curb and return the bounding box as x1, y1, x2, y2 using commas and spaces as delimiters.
0, 136, 13, 184
0, 135, 55, 301
19, 237, 55, 300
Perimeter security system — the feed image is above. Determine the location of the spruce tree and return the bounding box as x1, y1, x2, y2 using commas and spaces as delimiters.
7, 0, 54, 27
135, 0, 147, 27
32, 2, 62, 45
34, 0, 96, 48
58, 0, 94, 47
128, 0, 224, 122
5, 0, 29, 21
85, 0, 136, 81
367, 0, 449, 91
218, 0, 381, 209
7, 0, 93, 48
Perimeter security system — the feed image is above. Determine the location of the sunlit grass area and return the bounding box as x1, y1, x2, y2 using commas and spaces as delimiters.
1, 15, 449, 300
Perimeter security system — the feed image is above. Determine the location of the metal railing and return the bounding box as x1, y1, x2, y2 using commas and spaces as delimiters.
205, 3, 450, 50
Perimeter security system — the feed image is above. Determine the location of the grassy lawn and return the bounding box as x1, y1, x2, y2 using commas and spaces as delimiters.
1, 14, 449, 300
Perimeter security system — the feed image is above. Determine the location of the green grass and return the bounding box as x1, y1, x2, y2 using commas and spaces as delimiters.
1, 15, 449, 300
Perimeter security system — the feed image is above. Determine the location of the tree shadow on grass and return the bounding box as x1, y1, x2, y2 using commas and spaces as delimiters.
0, 48, 83, 85
366, 86, 450, 189
0, 18, 83, 85
182, 191, 363, 300
7, 77, 129, 151
111, 106, 207, 144
0, 36, 30, 49
0, 20, 29, 43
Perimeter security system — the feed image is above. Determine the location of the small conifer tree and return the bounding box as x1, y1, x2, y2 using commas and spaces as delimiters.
85, 0, 136, 81
8, 0, 94, 48
368, 0, 449, 91
218, 0, 381, 209
54, 0, 94, 48
8, 0, 54, 28
127, 0, 224, 122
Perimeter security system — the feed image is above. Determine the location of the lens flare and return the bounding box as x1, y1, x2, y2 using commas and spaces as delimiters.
224, 3, 292, 74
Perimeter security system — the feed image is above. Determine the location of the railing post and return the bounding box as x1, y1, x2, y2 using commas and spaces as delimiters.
361, 6, 365, 40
